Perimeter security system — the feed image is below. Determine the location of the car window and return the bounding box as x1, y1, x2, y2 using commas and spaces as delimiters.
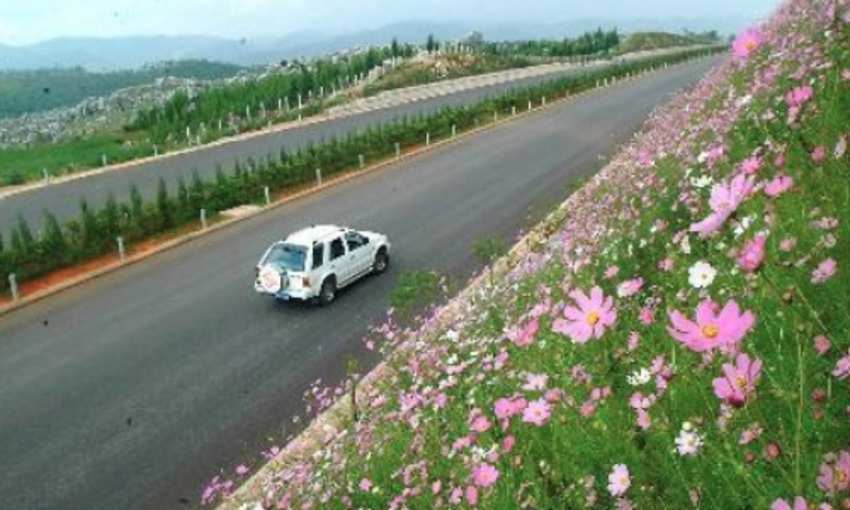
263, 243, 307, 271
312, 244, 324, 269
345, 231, 368, 251
330, 238, 346, 260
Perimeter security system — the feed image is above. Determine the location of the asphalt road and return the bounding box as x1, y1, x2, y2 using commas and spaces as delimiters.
0, 55, 722, 510
0, 49, 697, 238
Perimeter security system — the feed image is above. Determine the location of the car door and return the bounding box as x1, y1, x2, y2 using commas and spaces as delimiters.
345, 231, 372, 277
328, 236, 353, 284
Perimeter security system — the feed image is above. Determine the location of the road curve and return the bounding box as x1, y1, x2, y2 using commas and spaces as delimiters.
0, 55, 722, 510
0, 48, 698, 238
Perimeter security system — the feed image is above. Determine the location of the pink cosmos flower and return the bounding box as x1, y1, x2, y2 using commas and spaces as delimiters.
553, 287, 617, 344
740, 156, 763, 174
605, 265, 620, 279
779, 237, 797, 252
607, 464, 631, 497
811, 258, 837, 283
764, 175, 793, 198
522, 373, 548, 391
359, 478, 373, 492
502, 435, 515, 452
235, 464, 249, 476
465, 485, 479, 506
493, 398, 515, 420
690, 174, 755, 237
732, 27, 765, 61
658, 257, 674, 272
832, 352, 850, 380
639, 307, 655, 325
668, 299, 756, 354
812, 145, 827, 163
771, 497, 808, 510
627, 331, 641, 350
470, 414, 492, 433
471, 463, 499, 488
817, 450, 850, 494
522, 398, 551, 426
432, 480, 442, 495
509, 317, 539, 348
737, 234, 767, 273
785, 85, 814, 108
617, 277, 644, 298
739, 422, 763, 445
814, 335, 831, 356
712, 353, 762, 407
449, 487, 463, 504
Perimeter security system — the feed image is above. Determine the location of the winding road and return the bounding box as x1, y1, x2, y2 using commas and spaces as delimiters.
0, 54, 722, 510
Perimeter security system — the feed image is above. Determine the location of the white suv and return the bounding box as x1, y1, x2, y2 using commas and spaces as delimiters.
254, 225, 391, 305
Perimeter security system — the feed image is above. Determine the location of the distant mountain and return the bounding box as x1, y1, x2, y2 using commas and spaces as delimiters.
0, 16, 750, 71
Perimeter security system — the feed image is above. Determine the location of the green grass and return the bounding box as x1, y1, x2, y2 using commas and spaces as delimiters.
0, 131, 152, 184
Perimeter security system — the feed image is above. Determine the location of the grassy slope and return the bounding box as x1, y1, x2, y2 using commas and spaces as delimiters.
206, 1, 850, 509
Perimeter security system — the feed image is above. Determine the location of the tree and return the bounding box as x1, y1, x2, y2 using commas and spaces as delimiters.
15, 215, 36, 255
391, 37, 400, 58
176, 176, 190, 220
189, 169, 205, 213
129, 183, 144, 222
41, 210, 67, 262
156, 177, 173, 229
102, 193, 120, 238
426, 34, 437, 54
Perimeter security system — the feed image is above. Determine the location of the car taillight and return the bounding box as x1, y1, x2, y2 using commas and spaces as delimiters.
302, 276, 311, 287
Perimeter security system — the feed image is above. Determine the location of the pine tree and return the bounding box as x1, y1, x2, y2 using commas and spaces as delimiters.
79, 199, 101, 254
41, 210, 67, 260
189, 169, 205, 213
156, 177, 173, 229
129, 183, 144, 223
103, 193, 120, 238
176, 176, 190, 220
16, 215, 35, 254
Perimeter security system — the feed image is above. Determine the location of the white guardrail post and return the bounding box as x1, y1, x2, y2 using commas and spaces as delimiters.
426, 132, 430, 146
395, 142, 401, 159
264, 186, 271, 205
200, 209, 207, 230
315, 168, 323, 186
8, 273, 19, 302
43, 168, 49, 183
116, 236, 125, 262
512, 105, 517, 116
102, 154, 108, 167
358, 154, 365, 169
451, 125, 457, 138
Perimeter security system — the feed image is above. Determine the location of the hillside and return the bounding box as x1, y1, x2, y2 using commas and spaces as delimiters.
0, 60, 243, 119
618, 30, 722, 53
204, 1, 850, 508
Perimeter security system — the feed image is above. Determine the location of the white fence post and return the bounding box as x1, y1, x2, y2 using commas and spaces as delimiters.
102, 154, 108, 166
512, 105, 517, 116
153, 144, 159, 157
43, 168, 49, 183
451, 125, 457, 138
278, 98, 283, 112
117, 236, 126, 262
315, 168, 323, 186
264, 186, 271, 205
186, 126, 192, 141
426, 132, 430, 146
297, 94, 302, 109
395, 142, 400, 159
200, 209, 207, 230
8, 273, 18, 302
493, 111, 498, 123
358, 154, 365, 168
542, 96, 546, 106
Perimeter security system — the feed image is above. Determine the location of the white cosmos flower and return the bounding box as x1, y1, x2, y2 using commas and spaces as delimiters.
688, 261, 717, 288
690, 175, 713, 188
675, 423, 704, 457
627, 368, 651, 386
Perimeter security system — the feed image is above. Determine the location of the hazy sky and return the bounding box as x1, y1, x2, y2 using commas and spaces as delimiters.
0, 0, 779, 45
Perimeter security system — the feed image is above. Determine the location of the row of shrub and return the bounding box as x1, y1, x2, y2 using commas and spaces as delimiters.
130, 46, 413, 145
0, 46, 722, 296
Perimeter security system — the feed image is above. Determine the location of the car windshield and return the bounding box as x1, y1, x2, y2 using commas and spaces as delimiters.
263, 243, 307, 272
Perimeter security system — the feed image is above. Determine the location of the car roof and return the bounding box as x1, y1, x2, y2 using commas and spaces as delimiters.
284, 224, 347, 245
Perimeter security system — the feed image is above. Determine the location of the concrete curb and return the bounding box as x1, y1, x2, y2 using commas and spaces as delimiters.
0, 53, 710, 319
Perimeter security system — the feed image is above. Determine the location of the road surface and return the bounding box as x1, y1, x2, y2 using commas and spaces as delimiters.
0, 55, 722, 510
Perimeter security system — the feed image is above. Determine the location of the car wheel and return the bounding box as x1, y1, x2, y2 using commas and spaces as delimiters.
373, 250, 389, 274
319, 278, 336, 306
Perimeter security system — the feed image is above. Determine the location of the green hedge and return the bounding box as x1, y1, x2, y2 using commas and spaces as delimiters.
0, 46, 723, 295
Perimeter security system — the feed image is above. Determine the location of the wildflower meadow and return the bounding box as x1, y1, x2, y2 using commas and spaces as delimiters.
206, 0, 850, 508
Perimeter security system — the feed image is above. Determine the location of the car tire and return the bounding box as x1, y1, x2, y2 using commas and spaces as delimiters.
319, 277, 336, 306
373, 249, 389, 274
